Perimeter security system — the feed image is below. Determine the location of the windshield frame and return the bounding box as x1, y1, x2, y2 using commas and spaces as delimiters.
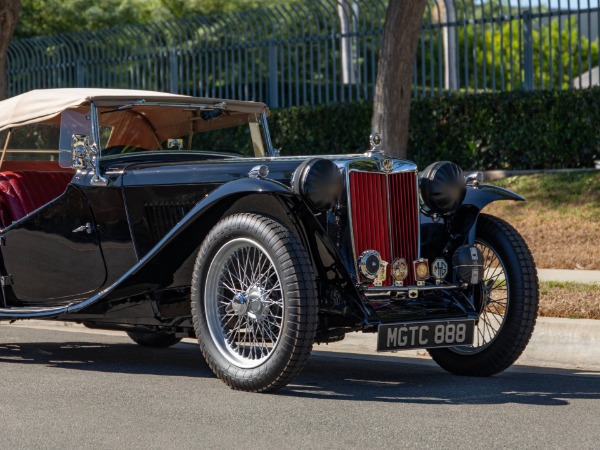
92, 102, 275, 160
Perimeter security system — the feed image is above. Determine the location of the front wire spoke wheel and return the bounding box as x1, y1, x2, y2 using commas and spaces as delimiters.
428, 214, 538, 377
452, 238, 509, 354
205, 239, 284, 368
192, 213, 318, 392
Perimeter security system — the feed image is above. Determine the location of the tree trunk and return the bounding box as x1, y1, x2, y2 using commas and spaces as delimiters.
0, 0, 21, 100
371, 1, 427, 158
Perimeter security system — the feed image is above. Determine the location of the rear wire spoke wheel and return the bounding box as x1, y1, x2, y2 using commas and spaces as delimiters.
191, 213, 318, 392
428, 214, 539, 376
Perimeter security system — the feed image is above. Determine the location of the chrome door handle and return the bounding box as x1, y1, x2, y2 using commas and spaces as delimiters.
72, 222, 94, 234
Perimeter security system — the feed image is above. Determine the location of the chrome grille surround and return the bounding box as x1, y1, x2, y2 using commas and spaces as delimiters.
340, 156, 420, 288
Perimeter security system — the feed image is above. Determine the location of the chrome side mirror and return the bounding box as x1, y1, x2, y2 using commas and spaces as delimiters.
72, 134, 90, 170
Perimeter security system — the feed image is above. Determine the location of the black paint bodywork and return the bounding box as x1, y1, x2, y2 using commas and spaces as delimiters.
0, 151, 524, 338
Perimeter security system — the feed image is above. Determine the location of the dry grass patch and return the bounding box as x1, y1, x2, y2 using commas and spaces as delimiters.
485, 172, 600, 269
539, 281, 600, 319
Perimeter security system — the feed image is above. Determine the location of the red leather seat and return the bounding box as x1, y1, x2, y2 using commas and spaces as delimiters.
0, 171, 73, 228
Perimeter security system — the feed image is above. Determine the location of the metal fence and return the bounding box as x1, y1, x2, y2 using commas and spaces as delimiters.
7, 1, 600, 107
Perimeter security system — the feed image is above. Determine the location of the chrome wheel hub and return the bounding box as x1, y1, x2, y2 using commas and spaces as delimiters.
231, 286, 270, 321
246, 286, 269, 321
232, 292, 248, 315
204, 238, 284, 369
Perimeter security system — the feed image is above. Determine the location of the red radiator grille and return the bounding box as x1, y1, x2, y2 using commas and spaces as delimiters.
349, 171, 419, 286
389, 172, 420, 285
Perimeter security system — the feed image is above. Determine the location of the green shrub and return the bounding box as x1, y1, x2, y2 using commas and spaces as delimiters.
265, 88, 600, 170
409, 89, 600, 169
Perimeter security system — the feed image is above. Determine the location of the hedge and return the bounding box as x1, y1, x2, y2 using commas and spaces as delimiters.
264, 88, 600, 170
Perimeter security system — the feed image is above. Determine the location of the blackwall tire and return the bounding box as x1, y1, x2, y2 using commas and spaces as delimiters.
428, 213, 539, 376
126, 331, 182, 348
191, 213, 318, 392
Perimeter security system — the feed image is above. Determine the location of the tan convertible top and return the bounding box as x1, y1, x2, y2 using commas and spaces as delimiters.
0, 88, 269, 133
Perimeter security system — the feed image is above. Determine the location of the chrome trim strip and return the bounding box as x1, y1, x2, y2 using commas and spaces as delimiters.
415, 169, 421, 259
385, 173, 394, 280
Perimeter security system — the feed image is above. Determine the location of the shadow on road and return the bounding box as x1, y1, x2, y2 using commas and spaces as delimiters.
290, 353, 600, 406
1, 331, 599, 407
0, 340, 212, 378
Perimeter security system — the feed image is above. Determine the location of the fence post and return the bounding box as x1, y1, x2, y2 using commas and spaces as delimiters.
442, 0, 458, 91
523, 10, 534, 91
76, 59, 85, 87
169, 49, 179, 94
338, 0, 357, 85
267, 41, 279, 108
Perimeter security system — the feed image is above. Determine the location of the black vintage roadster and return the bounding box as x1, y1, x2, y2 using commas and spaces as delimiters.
0, 89, 538, 391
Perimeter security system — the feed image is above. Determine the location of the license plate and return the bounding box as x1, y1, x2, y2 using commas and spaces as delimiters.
377, 319, 475, 352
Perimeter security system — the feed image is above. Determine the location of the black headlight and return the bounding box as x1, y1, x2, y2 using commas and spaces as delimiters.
419, 161, 466, 214
292, 158, 342, 211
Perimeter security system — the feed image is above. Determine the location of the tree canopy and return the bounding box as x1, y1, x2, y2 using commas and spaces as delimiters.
14, 0, 294, 39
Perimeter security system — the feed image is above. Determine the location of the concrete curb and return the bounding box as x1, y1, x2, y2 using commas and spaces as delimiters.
483, 168, 599, 181
312, 317, 600, 371
6, 317, 600, 371
520, 317, 600, 369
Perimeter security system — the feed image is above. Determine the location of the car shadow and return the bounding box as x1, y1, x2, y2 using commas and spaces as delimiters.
1, 332, 599, 407
0, 338, 213, 378
287, 352, 600, 406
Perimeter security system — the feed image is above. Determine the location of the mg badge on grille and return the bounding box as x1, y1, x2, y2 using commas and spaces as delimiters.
382, 159, 393, 173
432, 257, 448, 285
391, 258, 408, 286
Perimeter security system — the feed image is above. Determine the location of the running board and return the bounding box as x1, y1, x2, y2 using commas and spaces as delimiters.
0, 304, 74, 319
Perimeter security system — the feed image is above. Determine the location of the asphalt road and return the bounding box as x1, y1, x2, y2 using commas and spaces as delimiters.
1, 323, 599, 449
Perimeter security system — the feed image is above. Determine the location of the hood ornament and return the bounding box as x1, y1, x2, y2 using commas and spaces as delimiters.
369, 132, 382, 153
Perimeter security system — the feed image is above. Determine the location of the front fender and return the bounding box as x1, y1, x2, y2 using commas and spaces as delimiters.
58, 176, 364, 323
463, 184, 525, 209
420, 183, 525, 276
0, 178, 298, 319
451, 184, 525, 244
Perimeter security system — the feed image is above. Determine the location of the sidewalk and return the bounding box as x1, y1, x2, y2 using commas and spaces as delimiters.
538, 269, 600, 284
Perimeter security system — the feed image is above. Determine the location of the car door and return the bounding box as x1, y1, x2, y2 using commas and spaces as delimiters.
0, 184, 107, 304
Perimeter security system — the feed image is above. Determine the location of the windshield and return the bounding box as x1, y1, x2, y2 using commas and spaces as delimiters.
58, 102, 268, 167
98, 103, 266, 159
